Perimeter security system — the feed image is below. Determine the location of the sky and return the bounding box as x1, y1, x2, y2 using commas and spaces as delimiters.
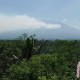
0, 0, 80, 33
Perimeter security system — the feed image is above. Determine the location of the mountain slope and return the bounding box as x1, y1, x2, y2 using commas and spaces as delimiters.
0, 23, 80, 40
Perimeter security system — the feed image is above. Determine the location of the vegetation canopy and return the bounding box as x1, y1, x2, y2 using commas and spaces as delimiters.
0, 34, 80, 80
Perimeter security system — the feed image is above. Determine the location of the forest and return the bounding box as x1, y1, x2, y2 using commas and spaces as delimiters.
0, 33, 80, 80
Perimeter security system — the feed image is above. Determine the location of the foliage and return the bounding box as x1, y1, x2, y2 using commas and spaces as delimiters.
0, 37, 80, 80
3, 54, 57, 80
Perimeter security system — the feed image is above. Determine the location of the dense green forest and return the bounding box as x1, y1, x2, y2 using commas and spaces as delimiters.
0, 34, 80, 80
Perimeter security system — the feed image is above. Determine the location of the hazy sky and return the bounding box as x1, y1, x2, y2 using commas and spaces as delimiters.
0, 0, 80, 33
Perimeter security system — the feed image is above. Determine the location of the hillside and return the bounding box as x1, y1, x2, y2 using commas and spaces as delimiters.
0, 23, 80, 40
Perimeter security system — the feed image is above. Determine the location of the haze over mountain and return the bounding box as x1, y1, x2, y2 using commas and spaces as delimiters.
0, 22, 80, 40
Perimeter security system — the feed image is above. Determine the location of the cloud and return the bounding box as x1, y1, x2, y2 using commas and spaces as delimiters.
63, 19, 67, 23
62, 19, 80, 30
0, 14, 61, 33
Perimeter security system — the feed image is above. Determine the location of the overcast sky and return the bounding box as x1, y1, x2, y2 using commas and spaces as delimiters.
0, 0, 80, 33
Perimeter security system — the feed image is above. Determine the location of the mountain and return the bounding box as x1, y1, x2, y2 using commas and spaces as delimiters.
0, 23, 80, 40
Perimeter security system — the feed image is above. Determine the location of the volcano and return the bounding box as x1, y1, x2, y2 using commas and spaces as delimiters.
0, 23, 80, 40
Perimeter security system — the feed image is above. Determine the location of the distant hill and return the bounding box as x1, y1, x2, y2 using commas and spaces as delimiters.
0, 23, 80, 40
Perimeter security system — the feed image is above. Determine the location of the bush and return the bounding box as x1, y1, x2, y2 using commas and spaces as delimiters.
3, 52, 77, 80
3, 54, 57, 80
